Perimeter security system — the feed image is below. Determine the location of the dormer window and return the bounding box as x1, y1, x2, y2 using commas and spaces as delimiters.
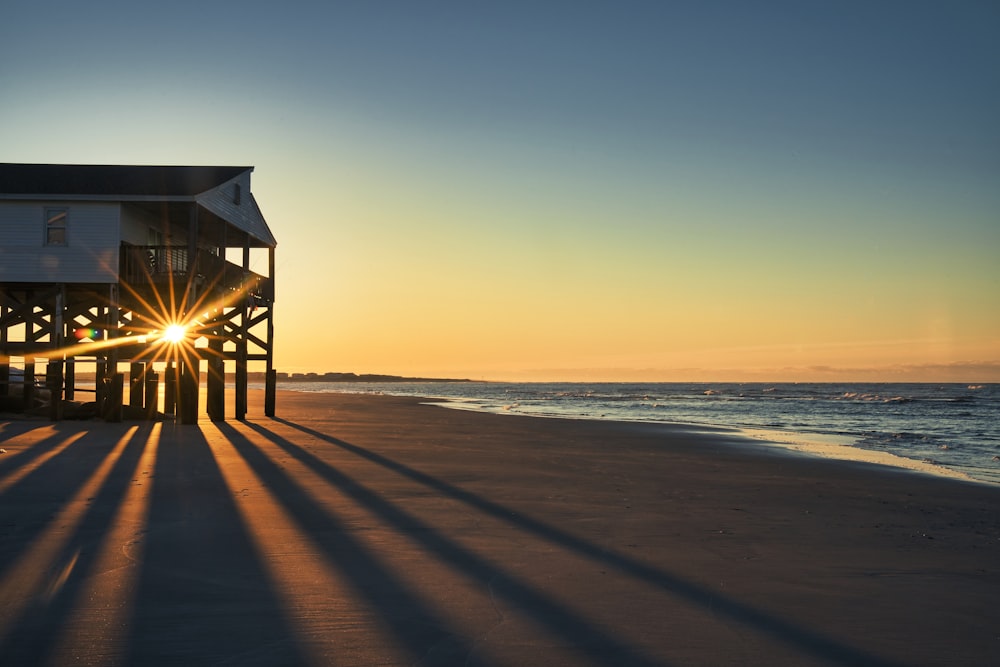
45, 208, 67, 246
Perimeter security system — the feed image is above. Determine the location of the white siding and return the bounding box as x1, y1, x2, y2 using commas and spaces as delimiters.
0, 201, 120, 283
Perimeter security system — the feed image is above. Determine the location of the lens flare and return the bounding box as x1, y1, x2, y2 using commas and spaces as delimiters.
162, 324, 187, 344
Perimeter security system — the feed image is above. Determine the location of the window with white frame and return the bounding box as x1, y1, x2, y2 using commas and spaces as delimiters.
45, 208, 68, 246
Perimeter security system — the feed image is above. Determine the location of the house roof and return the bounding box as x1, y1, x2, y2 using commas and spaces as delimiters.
0, 163, 252, 197
0, 163, 276, 247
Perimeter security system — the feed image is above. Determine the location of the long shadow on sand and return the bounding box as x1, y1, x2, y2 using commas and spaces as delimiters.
124, 424, 309, 666
0, 424, 128, 579
224, 422, 667, 667
0, 424, 152, 663
216, 422, 501, 667
272, 417, 906, 667
0, 423, 83, 478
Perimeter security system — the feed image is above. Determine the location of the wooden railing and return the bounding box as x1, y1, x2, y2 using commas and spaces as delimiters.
120, 245, 272, 304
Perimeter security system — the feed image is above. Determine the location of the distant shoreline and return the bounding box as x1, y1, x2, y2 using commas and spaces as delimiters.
5, 369, 474, 384
272, 372, 473, 384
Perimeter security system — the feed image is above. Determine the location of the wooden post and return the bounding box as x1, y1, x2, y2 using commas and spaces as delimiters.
54, 286, 64, 395
188, 204, 200, 276
164, 362, 176, 416
235, 235, 250, 420
46, 360, 64, 420
99, 374, 109, 420
104, 372, 123, 422
179, 358, 199, 425
23, 358, 36, 411
235, 344, 247, 420
107, 285, 119, 382
129, 362, 145, 409
144, 370, 159, 420
51, 286, 65, 418
264, 369, 276, 417
264, 245, 276, 417
95, 359, 108, 414
0, 304, 8, 396
207, 337, 225, 422
64, 358, 75, 401
178, 359, 191, 424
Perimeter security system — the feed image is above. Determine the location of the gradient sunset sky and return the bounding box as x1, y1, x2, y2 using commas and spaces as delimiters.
2, 1, 998, 381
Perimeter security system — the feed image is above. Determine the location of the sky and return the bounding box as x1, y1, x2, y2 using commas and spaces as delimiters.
2, 1, 998, 381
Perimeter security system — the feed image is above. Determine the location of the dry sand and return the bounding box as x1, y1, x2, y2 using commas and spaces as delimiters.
1, 389, 998, 666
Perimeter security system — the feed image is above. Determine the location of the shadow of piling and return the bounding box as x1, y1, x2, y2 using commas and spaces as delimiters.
125, 424, 309, 666
270, 417, 906, 667
234, 421, 670, 667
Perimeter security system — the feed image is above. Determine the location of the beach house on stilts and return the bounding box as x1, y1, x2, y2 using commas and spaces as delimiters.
0, 163, 277, 423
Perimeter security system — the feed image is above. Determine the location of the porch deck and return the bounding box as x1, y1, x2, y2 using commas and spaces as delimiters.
119, 244, 272, 306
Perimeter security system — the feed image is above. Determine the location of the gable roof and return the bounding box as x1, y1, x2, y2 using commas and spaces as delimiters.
0, 163, 251, 197
0, 163, 276, 247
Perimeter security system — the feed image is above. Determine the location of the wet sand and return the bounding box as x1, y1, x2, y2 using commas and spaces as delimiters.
1, 389, 998, 666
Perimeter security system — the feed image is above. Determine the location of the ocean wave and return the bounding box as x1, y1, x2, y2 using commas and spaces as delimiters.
840, 392, 912, 403
276, 380, 998, 484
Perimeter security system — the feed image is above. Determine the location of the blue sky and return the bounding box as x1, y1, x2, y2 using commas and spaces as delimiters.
3, 1, 998, 380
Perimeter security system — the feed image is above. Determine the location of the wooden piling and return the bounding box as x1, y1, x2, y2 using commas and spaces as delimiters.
207, 339, 225, 422
104, 372, 123, 422
23, 358, 35, 411
164, 363, 176, 416
235, 348, 247, 421
265, 369, 276, 417
46, 360, 63, 421
179, 359, 199, 425
129, 362, 144, 409
95, 359, 108, 413
64, 359, 75, 401
144, 370, 159, 420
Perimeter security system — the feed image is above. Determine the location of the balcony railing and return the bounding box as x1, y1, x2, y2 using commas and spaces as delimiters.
120, 245, 272, 304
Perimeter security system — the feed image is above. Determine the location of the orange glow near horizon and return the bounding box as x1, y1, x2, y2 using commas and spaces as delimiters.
5, 6, 998, 384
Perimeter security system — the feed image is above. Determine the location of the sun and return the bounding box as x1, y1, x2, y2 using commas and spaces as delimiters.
162, 323, 187, 344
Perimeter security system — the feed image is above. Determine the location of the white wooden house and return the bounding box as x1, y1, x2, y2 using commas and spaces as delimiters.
0, 163, 277, 421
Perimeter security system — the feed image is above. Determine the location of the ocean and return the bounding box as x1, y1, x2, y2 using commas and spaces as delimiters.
272, 381, 1000, 486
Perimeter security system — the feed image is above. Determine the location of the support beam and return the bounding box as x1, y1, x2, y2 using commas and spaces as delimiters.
235, 234, 250, 420
104, 372, 123, 422
164, 362, 177, 416
64, 358, 75, 401
23, 358, 35, 411
96, 359, 108, 413
0, 300, 7, 397
179, 357, 199, 425
235, 346, 247, 420
264, 369, 276, 418
0, 285, 62, 329
183, 204, 201, 321
264, 247, 276, 417
47, 360, 63, 421
206, 335, 225, 422
107, 284, 119, 383
129, 362, 145, 409
144, 370, 159, 420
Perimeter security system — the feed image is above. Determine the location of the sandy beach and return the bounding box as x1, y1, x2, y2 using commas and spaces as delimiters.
1, 389, 998, 666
